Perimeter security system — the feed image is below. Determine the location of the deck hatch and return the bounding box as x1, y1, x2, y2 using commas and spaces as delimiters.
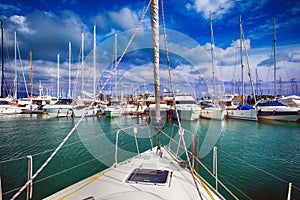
126, 168, 169, 185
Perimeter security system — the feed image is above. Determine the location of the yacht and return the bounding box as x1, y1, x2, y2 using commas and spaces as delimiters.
256, 100, 300, 122
44, 98, 77, 118
0, 98, 22, 114
171, 95, 201, 121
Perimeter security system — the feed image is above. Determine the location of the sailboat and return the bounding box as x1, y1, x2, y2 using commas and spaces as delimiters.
200, 11, 226, 120
73, 25, 104, 117
0, 23, 22, 114
39, 0, 229, 199
103, 33, 123, 118
226, 15, 257, 121
256, 18, 300, 122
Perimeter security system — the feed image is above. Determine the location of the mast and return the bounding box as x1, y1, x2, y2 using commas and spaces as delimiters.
57, 54, 60, 98
81, 32, 84, 98
93, 25, 96, 98
30, 51, 33, 98
1, 19, 4, 98
239, 15, 245, 104
239, 15, 257, 104
151, 0, 161, 126
68, 42, 71, 98
14, 31, 17, 98
273, 17, 277, 98
210, 11, 216, 102
114, 32, 119, 99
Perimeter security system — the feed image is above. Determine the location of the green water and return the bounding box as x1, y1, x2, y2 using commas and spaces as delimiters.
0, 114, 299, 200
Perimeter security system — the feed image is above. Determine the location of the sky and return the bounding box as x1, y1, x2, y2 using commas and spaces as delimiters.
0, 0, 300, 98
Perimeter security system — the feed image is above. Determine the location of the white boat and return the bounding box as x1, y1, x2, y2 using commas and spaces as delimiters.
72, 99, 106, 117
45, 144, 225, 200
256, 100, 300, 122
18, 96, 58, 113
104, 100, 123, 118
218, 94, 239, 110
200, 106, 226, 120
227, 105, 257, 121
200, 12, 225, 121
0, 98, 22, 114
171, 95, 201, 121
279, 95, 300, 108
44, 98, 77, 118
226, 16, 258, 121
255, 18, 300, 122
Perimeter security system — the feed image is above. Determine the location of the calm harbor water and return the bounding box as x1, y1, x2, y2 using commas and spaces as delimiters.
0, 114, 299, 200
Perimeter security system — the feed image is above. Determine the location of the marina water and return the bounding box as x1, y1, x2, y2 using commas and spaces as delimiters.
0, 114, 299, 199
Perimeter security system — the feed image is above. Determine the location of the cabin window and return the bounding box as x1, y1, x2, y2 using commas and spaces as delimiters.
126, 168, 169, 185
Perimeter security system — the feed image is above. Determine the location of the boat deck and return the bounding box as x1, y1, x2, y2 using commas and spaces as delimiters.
45, 146, 224, 200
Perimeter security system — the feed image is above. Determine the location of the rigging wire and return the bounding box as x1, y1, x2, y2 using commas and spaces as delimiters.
160, 0, 202, 199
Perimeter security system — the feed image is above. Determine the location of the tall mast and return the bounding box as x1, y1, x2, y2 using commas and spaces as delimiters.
81, 32, 84, 97
57, 54, 60, 98
68, 42, 71, 98
239, 15, 245, 104
14, 31, 17, 98
1, 19, 4, 98
151, 0, 161, 126
93, 25, 96, 98
114, 32, 119, 99
239, 15, 256, 104
210, 11, 216, 101
273, 17, 277, 98
30, 51, 33, 98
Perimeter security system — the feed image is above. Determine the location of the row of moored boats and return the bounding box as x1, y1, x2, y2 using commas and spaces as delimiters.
1, 93, 299, 122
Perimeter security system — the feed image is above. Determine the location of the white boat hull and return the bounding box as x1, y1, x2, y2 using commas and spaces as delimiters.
72, 106, 101, 117
227, 109, 258, 121
200, 107, 225, 120
257, 104, 300, 122
104, 108, 122, 118
44, 106, 73, 118
173, 108, 200, 121
0, 105, 22, 114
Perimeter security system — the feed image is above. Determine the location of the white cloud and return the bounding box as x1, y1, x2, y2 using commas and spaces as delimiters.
9, 15, 33, 34
109, 7, 139, 30
188, 0, 234, 19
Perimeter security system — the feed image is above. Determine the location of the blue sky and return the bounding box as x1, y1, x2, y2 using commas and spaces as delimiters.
0, 0, 300, 97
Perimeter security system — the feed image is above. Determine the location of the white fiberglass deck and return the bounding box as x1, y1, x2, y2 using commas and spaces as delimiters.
45, 146, 224, 200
